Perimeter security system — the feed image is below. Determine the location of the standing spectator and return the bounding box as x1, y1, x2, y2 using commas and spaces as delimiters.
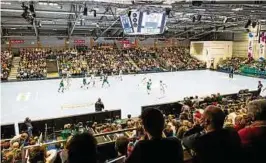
257, 81, 263, 96
238, 99, 266, 163
182, 105, 242, 163
95, 98, 104, 112
67, 133, 97, 163
125, 108, 183, 163
24, 117, 33, 137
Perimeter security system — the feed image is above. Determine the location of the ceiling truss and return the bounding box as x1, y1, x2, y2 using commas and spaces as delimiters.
1, 1, 266, 40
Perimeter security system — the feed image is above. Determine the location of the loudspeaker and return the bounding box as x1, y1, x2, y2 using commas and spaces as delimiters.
131, 11, 140, 33
245, 19, 251, 28
165, 8, 171, 16
83, 7, 88, 16
128, 11, 131, 17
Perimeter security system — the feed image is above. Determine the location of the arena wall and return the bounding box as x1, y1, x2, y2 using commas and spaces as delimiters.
1, 37, 190, 51
190, 41, 233, 68
233, 32, 266, 59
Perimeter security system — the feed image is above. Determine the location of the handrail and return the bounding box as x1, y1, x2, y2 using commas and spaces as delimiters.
1, 138, 12, 141
94, 128, 136, 137
22, 128, 137, 149
106, 156, 126, 163
23, 140, 67, 149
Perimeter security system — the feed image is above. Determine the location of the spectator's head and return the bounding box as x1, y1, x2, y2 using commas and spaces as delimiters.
164, 125, 173, 137
29, 146, 46, 163
202, 105, 225, 132
67, 133, 97, 163
115, 136, 129, 156
25, 117, 30, 122
98, 98, 101, 102
127, 114, 131, 119
247, 99, 266, 121
21, 132, 28, 141
141, 108, 164, 139
12, 142, 19, 149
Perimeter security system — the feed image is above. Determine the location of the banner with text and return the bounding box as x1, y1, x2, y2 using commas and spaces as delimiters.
259, 32, 266, 58
248, 32, 254, 59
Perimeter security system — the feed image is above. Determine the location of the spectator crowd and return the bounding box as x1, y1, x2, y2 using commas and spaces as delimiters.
17, 49, 47, 80
2, 90, 266, 163
217, 57, 266, 77
1, 51, 12, 80
0, 46, 206, 81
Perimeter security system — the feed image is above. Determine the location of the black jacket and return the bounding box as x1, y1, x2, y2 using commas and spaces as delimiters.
95, 101, 104, 111
125, 137, 183, 163
182, 128, 242, 163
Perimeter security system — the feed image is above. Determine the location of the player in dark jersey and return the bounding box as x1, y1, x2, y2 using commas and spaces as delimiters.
102, 74, 110, 88
147, 79, 152, 95
81, 76, 88, 89
258, 81, 263, 96
229, 66, 234, 78
58, 79, 64, 93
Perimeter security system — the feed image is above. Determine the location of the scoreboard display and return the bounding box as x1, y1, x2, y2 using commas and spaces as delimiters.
120, 11, 167, 35
141, 12, 166, 35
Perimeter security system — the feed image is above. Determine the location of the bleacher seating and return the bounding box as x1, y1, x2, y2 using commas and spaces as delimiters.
217, 57, 266, 78
8, 47, 206, 81
1, 51, 12, 81
1, 89, 263, 163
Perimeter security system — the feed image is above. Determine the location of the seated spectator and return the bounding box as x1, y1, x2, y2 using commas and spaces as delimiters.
28, 146, 57, 163
10, 132, 29, 147
238, 99, 266, 163
164, 125, 174, 137
182, 105, 242, 163
114, 136, 129, 163
125, 108, 183, 163
67, 133, 97, 163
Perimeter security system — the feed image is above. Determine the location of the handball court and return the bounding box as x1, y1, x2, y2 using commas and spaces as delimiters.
1, 70, 265, 125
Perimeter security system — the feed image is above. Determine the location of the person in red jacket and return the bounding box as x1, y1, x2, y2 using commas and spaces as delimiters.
238, 99, 266, 163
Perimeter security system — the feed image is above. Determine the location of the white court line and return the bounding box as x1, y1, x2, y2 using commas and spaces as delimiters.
35, 92, 39, 100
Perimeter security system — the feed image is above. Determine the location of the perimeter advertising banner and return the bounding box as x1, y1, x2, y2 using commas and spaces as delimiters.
259, 32, 266, 58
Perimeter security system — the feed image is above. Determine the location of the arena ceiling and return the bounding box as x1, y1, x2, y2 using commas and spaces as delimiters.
1, 0, 266, 40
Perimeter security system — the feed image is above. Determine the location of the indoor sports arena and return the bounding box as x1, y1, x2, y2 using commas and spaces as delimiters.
1, 1, 266, 163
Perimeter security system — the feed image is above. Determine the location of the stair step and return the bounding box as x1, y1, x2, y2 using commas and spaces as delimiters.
8, 57, 21, 81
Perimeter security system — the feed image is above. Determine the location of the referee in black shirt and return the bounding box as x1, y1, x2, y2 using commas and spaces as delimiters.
95, 98, 104, 112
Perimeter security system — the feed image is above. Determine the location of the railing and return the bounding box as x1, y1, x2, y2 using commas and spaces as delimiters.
106, 156, 126, 163
20, 128, 136, 163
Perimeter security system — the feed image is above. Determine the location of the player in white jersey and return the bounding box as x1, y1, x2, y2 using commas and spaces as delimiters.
160, 80, 167, 95
65, 72, 71, 90
118, 69, 123, 81
90, 73, 96, 87
138, 74, 148, 87
100, 70, 104, 81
